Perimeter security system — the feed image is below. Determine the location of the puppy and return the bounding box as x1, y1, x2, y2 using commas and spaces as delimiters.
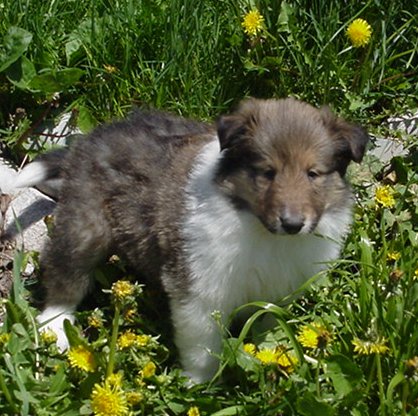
17, 98, 368, 383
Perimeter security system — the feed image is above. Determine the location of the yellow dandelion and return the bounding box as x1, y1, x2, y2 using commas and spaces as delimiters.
255, 348, 277, 365
242, 9, 265, 38
112, 280, 134, 301
298, 323, 332, 350
123, 307, 137, 322
40, 329, 58, 344
118, 330, 138, 349
352, 337, 390, 355
67, 345, 96, 372
387, 251, 401, 262
187, 406, 200, 416
0, 333, 10, 346
405, 356, 418, 379
126, 391, 143, 406
106, 372, 123, 389
276, 347, 298, 373
104, 64, 118, 74
141, 361, 156, 378
243, 343, 257, 356
346, 18, 372, 48
88, 310, 104, 328
375, 185, 395, 208
136, 334, 151, 347
414, 268, 418, 281
91, 382, 129, 416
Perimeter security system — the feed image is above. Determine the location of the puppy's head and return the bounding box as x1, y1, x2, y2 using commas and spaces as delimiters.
215, 98, 369, 235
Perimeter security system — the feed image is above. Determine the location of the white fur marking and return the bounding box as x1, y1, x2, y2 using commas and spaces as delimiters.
37, 306, 75, 351
174, 140, 353, 382
15, 162, 48, 189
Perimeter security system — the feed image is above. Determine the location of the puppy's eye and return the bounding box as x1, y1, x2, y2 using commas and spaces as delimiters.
307, 170, 320, 180
263, 168, 276, 181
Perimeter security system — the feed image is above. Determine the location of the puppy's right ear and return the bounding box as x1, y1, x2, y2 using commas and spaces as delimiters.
217, 114, 248, 151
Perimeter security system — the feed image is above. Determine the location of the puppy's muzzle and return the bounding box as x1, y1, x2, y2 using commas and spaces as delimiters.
280, 213, 305, 235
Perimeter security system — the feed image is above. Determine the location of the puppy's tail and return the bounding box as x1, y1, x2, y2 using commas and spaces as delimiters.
15, 148, 68, 199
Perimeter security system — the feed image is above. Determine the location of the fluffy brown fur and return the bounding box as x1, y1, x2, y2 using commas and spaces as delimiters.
17, 97, 369, 383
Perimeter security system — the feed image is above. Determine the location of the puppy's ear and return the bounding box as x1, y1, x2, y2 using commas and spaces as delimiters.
217, 114, 248, 151
321, 107, 369, 174
217, 99, 259, 151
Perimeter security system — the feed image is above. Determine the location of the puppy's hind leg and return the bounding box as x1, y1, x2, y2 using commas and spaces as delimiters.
38, 206, 111, 351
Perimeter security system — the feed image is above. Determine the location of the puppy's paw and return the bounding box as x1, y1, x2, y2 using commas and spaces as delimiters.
37, 306, 74, 352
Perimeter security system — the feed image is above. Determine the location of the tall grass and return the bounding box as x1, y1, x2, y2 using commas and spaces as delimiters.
1, 0, 417, 143
0, 1, 417, 415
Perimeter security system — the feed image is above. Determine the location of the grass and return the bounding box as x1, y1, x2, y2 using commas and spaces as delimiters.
0, 0, 417, 415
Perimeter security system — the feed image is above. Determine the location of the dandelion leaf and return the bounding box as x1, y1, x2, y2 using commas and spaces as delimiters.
0, 27, 32, 73
296, 392, 335, 416
326, 354, 363, 396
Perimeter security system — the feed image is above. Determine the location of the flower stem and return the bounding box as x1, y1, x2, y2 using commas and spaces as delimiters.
365, 356, 376, 395
376, 354, 386, 416
106, 303, 121, 378
316, 354, 322, 397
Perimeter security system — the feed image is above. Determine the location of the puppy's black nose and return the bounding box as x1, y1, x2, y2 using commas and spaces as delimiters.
280, 215, 304, 234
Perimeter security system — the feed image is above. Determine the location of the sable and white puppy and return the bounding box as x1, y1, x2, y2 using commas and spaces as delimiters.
17, 98, 368, 383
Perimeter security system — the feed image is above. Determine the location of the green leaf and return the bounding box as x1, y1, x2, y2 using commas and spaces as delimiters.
65, 37, 83, 66
29, 68, 84, 93
49, 365, 68, 395
6, 56, 37, 91
0, 27, 33, 73
386, 372, 405, 403
326, 354, 363, 396
277, 1, 293, 33
63, 319, 88, 347
296, 392, 336, 416
77, 105, 97, 133
211, 406, 246, 416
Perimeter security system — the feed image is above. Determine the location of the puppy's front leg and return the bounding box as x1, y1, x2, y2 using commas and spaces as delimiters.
170, 299, 225, 384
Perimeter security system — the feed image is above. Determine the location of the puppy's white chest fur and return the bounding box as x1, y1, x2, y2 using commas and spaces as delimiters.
181, 141, 352, 312
166, 141, 353, 383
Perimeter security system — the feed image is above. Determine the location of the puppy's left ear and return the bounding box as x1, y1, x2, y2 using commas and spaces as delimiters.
322, 107, 369, 173
217, 114, 247, 151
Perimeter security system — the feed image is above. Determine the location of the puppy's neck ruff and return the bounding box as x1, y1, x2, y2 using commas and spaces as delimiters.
182, 140, 352, 308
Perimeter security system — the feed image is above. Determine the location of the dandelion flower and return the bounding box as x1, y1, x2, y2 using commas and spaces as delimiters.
88, 309, 104, 328
0, 333, 10, 346
387, 251, 401, 262
346, 18, 372, 48
405, 356, 418, 379
276, 347, 298, 373
242, 9, 264, 38
389, 269, 403, 283
243, 343, 257, 356
123, 307, 137, 322
67, 345, 96, 372
118, 330, 138, 349
136, 334, 151, 347
298, 323, 332, 350
255, 348, 278, 365
141, 361, 156, 378
41, 329, 58, 344
414, 268, 418, 281
187, 406, 200, 416
352, 337, 390, 355
104, 64, 118, 74
91, 382, 129, 416
126, 391, 143, 406
375, 185, 395, 208
106, 373, 123, 389
112, 280, 134, 301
